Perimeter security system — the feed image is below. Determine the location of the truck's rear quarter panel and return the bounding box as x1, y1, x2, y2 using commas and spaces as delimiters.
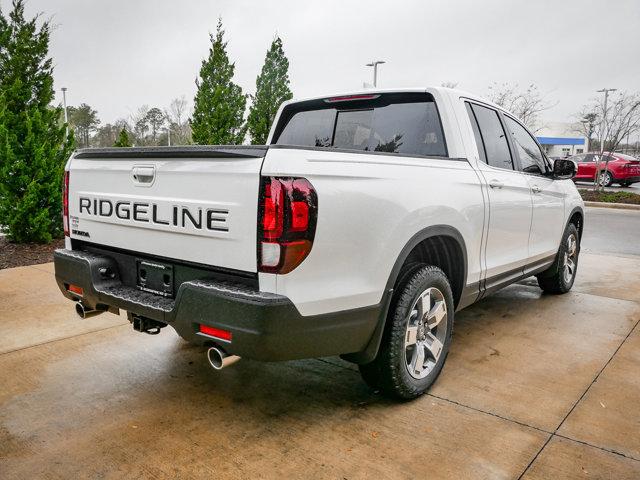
261, 146, 485, 316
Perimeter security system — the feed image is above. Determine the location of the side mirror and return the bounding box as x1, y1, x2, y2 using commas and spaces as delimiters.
552, 158, 577, 180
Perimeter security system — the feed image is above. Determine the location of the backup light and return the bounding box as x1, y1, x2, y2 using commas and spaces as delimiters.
260, 242, 281, 267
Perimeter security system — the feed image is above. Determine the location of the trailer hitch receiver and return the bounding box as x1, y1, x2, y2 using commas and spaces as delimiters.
128, 312, 166, 335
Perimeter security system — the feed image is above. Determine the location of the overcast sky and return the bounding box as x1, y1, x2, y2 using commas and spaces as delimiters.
4, 0, 639, 125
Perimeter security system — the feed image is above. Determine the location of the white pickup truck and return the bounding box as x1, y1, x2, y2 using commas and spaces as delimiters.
54, 87, 584, 399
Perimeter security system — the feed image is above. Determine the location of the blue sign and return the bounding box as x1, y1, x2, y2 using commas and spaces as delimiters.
536, 137, 585, 146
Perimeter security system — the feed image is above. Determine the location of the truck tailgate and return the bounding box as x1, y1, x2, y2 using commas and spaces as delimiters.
68, 146, 267, 272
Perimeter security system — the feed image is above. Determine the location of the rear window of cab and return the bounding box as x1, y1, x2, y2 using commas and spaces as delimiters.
272, 93, 448, 158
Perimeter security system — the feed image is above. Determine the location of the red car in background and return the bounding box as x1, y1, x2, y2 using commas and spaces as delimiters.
570, 152, 640, 187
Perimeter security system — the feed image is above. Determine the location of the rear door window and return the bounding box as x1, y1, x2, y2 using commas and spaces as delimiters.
468, 103, 514, 170
274, 93, 447, 157
465, 102, 486, 164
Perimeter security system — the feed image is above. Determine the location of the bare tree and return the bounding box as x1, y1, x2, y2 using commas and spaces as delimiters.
169, 96, 188, 126
591, 91, 640, 190
572, 108, 599, 149
114, 118, 131, 133
166, 96, 192, 145
487, 83, 554, 133
440, 81, 459, 89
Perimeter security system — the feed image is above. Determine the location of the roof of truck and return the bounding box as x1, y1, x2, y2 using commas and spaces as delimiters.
283, 86, 505, 113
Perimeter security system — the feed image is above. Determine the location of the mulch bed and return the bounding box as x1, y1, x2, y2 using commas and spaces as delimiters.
0, 237, 64, 269
579, 189, 640, 205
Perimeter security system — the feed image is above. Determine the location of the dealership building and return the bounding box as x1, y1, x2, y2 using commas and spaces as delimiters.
535, 122, 588, 158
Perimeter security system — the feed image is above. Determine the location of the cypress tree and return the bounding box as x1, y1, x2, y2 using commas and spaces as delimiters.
0, 0, 74, 243
191, 19, 246, 145
113, 128, 132, 147
0, 6, 8, 83
247, 37, 292, 144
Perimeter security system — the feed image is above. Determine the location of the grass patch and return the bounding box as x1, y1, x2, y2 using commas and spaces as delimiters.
579, 189, 640, 205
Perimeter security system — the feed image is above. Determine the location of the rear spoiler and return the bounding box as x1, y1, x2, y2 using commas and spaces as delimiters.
73, 145, 269, 159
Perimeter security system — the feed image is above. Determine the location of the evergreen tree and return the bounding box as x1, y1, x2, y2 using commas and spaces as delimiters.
0, 6, 8, 82
247, 37, 292, 144
145, 107, 165, 142
113, 128, 132, 147
191, 19, 246, 145
0, 0, 74, 243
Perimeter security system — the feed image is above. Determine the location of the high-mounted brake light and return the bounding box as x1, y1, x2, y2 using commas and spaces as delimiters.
62, 170, 70, 236
258, 177, 318, 274
324, 94, 380, 103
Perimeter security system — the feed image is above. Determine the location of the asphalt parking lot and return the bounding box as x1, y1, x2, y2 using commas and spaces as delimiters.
575, 180, 640, 194
1, 211, 640, 479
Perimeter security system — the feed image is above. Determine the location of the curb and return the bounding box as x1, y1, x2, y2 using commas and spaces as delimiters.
584, 201, 640, 211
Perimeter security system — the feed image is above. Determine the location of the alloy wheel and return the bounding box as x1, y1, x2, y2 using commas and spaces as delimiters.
598, 171, 612, 186
403, 287, 448, 380
563, 233, 578, 284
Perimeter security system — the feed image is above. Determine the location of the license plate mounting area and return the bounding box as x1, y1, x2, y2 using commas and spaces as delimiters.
136, 259, 174, 297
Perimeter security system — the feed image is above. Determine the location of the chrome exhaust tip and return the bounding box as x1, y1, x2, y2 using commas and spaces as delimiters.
206, 346, 240, 370
75, 301, 105, 319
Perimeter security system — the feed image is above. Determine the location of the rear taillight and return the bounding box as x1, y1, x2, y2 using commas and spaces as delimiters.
62, 170, 70, 236
258, 177, 318, 274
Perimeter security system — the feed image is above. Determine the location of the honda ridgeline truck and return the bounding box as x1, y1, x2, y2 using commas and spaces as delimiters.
54, 88, 584, 399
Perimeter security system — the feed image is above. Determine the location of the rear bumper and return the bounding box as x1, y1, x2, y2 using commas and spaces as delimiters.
53, 249, 380, 361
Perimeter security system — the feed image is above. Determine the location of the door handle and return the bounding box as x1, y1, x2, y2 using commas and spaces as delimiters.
131, 166, 155, 185
488, 179, 504, 189
531, 185, 542, 194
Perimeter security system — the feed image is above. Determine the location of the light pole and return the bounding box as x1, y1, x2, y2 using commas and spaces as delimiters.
596, 88, 617, 151
365, 60, 385, 88
593, 88, 618, 190
61, 87, 69, 134
593, 88, 617, 191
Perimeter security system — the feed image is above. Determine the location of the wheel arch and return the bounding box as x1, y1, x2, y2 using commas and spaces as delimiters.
342, 225, 468, 365
567, 206, 584, 241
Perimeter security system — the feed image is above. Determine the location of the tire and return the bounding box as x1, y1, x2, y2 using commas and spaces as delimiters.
536, 223, 580, 294
598, 171, 613, 187
358, 265, 454, 400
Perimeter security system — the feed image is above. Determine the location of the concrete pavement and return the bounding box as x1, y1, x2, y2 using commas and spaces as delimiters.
1, 251, 640, 479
